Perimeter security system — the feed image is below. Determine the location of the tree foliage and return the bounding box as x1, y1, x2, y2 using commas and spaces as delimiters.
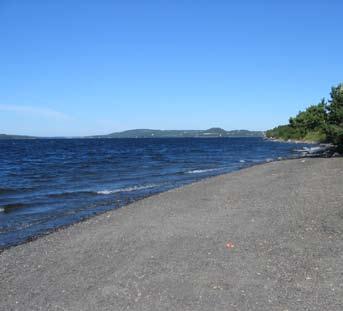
266, 83, 343, 152
326, 84, 343, 152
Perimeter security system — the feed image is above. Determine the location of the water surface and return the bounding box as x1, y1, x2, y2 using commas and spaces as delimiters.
0, 137, 311, 248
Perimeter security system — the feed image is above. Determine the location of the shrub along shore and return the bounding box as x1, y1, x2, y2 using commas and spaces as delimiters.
266, 83, 343, 153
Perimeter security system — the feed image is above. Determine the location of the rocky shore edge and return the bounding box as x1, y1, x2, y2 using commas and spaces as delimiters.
266, 137, 341, 157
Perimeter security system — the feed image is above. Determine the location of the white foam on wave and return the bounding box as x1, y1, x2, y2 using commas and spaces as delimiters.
0, 207, 4, 213
239, 160, 246, 163
97, 184, 158, 195
186, 168, 220, 174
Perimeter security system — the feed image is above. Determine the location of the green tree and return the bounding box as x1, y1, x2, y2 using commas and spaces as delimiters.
326, 84, 343, 152
290, 100, 327, 132
267, 83, 343, 151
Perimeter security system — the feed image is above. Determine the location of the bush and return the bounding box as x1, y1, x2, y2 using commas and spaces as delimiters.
267, 83, 342, 151
325, 84, 343, 151
303, 131, 327, 142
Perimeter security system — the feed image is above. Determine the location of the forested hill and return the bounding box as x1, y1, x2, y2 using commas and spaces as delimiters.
0, 128, 264, 139
95, 128, 264, 138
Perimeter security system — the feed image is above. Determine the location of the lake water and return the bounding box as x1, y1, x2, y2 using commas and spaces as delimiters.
0, 137, 311, 248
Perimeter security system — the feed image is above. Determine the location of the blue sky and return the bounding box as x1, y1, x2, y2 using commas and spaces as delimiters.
1, 0, 342, 136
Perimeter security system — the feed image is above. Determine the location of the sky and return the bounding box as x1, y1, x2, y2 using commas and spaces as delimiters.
0, 0, 342, 136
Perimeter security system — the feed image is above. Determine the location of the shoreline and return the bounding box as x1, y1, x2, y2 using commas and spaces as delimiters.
265, 137, 338, 157
0, 160, 268, 251
0, 156, 310, 251
265, 136, 320, 144
1, 158, 343, 310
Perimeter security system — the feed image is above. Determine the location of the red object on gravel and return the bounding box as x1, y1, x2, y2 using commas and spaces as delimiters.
226, 242, 235, 249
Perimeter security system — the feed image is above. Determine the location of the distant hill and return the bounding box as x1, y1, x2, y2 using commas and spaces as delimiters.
1, 128, 264, 139
94, 128, 264, 138
0, 134, 36, 140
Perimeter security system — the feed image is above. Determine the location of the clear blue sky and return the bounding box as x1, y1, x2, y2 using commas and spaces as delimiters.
1, 0, 342, 136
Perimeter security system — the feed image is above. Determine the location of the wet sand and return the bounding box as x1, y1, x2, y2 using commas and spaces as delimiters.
1, 158, 343, 310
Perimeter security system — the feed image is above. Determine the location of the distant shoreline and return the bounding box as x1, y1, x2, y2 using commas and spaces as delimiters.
0, 128, 264, 140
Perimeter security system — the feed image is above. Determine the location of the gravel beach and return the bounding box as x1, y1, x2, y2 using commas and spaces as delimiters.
1, 158, 343, 311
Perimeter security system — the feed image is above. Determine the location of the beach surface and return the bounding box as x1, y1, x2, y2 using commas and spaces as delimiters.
1, 158, 343, 311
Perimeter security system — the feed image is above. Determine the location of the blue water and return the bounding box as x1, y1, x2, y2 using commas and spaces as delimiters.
0, 138, 311, 248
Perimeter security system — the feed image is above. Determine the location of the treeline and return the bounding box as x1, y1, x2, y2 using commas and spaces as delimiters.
266, 83, 343, 152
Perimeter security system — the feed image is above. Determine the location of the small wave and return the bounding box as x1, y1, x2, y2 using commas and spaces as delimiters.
0, 207, 4, 213
97, 184, 158, 195
239, 160, 246, 163
294, 149, 306, 152
186, 168, 220, 174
